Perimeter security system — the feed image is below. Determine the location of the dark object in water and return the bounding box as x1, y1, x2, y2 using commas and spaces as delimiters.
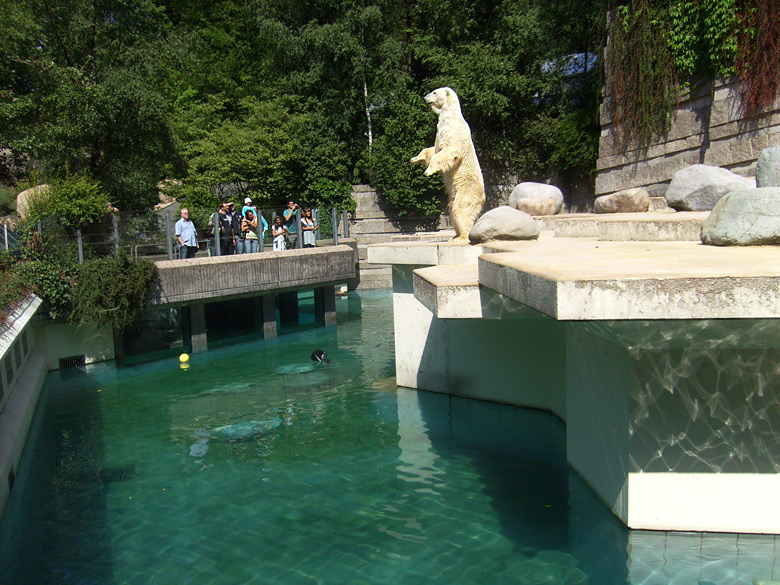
96, 463, 138, 483
311, 349, 330, 364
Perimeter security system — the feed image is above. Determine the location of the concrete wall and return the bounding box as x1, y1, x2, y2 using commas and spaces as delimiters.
0, 298, 48, 521
596, 79, 780, 198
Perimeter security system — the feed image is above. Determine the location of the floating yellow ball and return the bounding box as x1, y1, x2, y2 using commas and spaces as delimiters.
179, 353, 190, 364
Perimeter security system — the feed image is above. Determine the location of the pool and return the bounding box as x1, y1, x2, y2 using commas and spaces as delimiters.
0, 291, 778, 584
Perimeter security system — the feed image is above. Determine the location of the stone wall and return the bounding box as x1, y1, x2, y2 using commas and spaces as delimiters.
596, 80, 780, 198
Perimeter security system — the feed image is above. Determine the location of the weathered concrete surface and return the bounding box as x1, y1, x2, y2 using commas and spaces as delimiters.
478, 239, 780, 320
413, 265, 481, 319
367, 241, 485, 266
536, 211, 706, 240
151, 245, 357, 306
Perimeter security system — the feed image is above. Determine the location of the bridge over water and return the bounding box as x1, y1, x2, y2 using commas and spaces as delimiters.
118, 241, 359, 360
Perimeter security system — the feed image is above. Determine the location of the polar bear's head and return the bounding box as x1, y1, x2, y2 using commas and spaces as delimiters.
424, 87, 461, 116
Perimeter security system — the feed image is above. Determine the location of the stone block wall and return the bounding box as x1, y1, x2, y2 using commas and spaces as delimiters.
596, 80, 780, 198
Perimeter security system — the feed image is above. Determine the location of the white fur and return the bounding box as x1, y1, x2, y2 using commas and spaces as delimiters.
411, 87, 486, 242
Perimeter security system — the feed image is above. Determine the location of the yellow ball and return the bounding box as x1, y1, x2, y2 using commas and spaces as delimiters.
179, 353, 190, 363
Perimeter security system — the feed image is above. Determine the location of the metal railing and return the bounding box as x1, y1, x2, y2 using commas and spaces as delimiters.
26, 206, 352, 263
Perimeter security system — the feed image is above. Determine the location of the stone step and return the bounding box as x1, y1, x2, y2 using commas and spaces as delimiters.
649, 196, 674, 212
354, 265, 392, 289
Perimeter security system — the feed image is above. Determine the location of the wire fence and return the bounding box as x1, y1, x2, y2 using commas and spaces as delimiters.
17, 206, 352, 263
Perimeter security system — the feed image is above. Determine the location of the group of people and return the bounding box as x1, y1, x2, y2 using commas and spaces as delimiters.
175, 198, 319, 259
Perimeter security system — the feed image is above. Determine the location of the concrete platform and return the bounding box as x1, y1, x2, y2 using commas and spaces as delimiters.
373, 233, 780, 533
376, 237, 780, 321
479, 239, 780, 320
537, 211, 707, 241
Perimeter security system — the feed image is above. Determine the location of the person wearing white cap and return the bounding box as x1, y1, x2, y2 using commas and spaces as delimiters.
242, 197, 268, 243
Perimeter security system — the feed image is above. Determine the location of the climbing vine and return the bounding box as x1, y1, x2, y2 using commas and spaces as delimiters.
607, 0, 777, 145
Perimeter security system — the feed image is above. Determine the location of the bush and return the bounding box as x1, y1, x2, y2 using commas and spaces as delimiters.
26, 174, 110, 227
70, 252, 157, 330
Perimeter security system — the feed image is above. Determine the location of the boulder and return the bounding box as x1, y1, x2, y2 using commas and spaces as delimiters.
514, 196, 557, 216
509, 182, 564, 214
16, 184, 49, 220
665, 164, 754, 211
468, 206, 539, 244
701, 187, 780, 246
757, 146, 780, 188
594, 187, 650, 213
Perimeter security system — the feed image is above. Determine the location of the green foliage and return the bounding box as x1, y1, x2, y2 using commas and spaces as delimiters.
13, 257, 74, 320
370, 91, 445, 216
26, 175, 109, 227
0, 252, 30, 324
305, 179, 355, 214
0, 186, 17, 215
70, 252, 157, 331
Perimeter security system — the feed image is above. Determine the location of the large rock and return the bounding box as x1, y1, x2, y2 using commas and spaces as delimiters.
16, 184, 49, 220
594, 187, 650, 213
701, 187, 780, 246
757, 146, 780, 188
665, 164, 755, 211
514, 196, 557, 216
509, 182, 564, 214
468, 206, 539, 243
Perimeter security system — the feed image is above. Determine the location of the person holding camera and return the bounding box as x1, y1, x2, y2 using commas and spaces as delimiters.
282, 198, 299, 249
242, 209, 259, 253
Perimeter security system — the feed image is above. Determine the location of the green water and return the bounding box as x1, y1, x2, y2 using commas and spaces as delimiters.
0, 292, 777, 585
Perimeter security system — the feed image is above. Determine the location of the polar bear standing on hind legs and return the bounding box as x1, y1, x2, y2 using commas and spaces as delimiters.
411, 87, 485, 242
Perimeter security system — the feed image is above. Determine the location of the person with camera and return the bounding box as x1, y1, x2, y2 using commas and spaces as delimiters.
242, 209, 259, 253
282, 198, 299, 249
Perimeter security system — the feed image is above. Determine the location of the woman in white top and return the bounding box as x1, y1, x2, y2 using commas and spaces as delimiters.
272, 215, 288, 251
301, 208, 318, 248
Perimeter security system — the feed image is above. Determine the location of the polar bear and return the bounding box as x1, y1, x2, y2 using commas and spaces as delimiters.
411, 87, 485, 242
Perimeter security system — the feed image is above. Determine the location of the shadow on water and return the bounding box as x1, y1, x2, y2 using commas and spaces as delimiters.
0, 369, 117, 585
412, 389, 630, 584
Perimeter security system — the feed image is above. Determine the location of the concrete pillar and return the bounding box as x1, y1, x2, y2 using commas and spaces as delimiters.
190, 303, 208, 354
314, 286, 337, 327
261, 294, 277, 339
278, 292, 299, 328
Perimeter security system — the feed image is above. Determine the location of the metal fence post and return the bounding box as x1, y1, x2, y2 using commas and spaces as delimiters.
166, 212, 173, 260
258, 209, 265, 252
213, 211, 221, 256
113, 214, 119, 250
3, 224, 7, 251
77, 226, 84, 264
295, 209, 302, 249
342, 210, 349, 238
332, 208, 338, 245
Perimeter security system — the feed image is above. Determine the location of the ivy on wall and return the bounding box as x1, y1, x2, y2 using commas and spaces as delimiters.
607, 0, 778, 146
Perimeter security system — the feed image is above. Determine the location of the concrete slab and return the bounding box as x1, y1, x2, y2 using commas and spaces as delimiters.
367, 241, 485, 266
479, 239, 780, 320
413, 265, 481, 318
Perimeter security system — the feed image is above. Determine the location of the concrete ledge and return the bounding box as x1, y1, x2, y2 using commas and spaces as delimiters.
597, 212, 707, 241
367, 241, 484, 266
152, 245, 357, 306
628, 472, 780, 533
478, 239, 780, 320
413, 265, 481, 318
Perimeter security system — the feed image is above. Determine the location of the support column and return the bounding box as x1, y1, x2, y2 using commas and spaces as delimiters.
261, 294, 277, 339
190, 302, 208, 354
278, 291, 299, 328
314, 286, 337, 327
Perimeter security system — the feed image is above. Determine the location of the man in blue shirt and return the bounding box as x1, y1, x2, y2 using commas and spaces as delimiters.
175, 208, 198, 259
283, 198, 299, 249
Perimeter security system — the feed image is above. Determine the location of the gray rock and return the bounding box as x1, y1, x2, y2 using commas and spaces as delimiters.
757, 146, 780, 188
701, 187, 780, 246
468, 206, 539, 244
514, 196, 557, 216
665, 164, 755, 211
594, 187, 650, 213
509, 182, 564, 214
